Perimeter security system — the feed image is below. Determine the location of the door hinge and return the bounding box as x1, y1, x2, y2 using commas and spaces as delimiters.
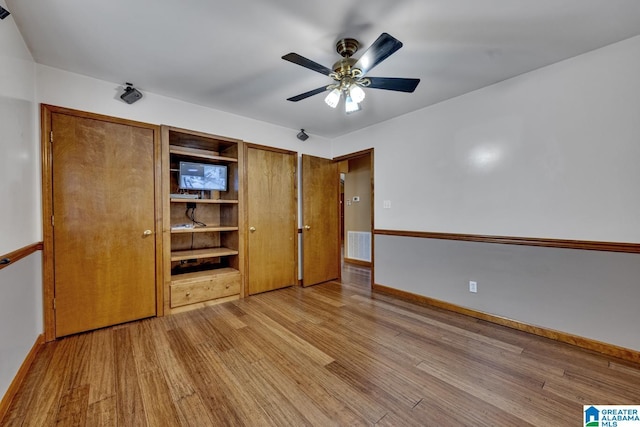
50, 131, 53, 143
53, 298, 56, 310
51, 215, 54, 226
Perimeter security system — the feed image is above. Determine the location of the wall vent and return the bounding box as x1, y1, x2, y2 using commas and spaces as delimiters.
347, 231, 371, 262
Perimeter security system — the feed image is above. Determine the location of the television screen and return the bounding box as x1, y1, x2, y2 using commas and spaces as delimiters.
178, 161, 227, 191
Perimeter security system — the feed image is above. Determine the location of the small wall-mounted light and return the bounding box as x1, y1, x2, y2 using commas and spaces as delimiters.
297, 129, 309, 141
0, 6, 11, 20
120, 82, 143, 104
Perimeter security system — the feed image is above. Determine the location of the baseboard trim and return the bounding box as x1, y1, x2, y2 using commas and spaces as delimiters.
343, 257, 371, 267
0, 334, 45, 422
372, 283, 640, 364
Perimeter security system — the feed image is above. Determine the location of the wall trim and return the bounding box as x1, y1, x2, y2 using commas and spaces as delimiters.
333, 147, 374, 163
0, 242, 43, 272
373, 283, 640, 364
374, 229, 640, 254
0, 334, 45, 422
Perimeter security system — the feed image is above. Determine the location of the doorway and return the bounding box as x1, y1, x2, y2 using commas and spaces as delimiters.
334, 149, 374, 288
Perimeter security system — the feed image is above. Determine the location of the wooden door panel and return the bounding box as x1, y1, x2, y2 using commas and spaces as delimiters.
302, 155, 340, 286
246, 147, 297, 295
52, 113, 156, 336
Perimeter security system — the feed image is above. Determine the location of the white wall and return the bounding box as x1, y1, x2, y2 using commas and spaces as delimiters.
332, 35, 640, 352
0, 6, 38, 253
0, 3, 42, 401
36, 65, 333, 158
333, 35, 640, 243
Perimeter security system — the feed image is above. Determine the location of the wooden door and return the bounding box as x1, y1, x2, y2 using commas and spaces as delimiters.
301, 155, 340, 286
246, 146, 297, 295
52, 112, 157, 337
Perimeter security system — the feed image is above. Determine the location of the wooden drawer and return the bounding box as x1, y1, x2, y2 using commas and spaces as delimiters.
170, 268, 240, 308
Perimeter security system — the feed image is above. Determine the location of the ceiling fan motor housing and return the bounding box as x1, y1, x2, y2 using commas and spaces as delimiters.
332, 57, 358, 78
332, 38, 361, 80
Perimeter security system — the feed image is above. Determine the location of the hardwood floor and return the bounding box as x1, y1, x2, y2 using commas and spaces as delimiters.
3, 269, 640, 426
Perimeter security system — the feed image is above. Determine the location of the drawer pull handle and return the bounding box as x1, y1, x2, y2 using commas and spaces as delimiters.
0, 258, 10, 265
185, 292, 191, 297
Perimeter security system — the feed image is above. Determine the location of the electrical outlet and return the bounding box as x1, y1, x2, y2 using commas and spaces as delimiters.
469, 281, 478, 293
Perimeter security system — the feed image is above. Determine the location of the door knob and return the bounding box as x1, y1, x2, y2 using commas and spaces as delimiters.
249, 226, 256, 232
304, 225, 311, 230
143, 229, 152, 236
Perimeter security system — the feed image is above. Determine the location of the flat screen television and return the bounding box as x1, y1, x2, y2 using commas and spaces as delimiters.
178, 161, 227, 191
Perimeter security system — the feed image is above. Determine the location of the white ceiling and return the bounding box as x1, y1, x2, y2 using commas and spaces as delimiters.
6, 0, 640, 138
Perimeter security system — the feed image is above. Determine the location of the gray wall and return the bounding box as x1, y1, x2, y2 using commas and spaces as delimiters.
376, 235, 640, 351
0, 254, 43, 395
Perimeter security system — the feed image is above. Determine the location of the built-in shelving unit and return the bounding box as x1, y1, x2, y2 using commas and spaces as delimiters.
161, 126, 244, 313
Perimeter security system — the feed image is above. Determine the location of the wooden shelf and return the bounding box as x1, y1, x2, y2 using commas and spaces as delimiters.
171, 247, 239, 261
171, 226, 238, 234
170, 267, 239, 283
170, 198, 238, 204
169, 145, 238, 162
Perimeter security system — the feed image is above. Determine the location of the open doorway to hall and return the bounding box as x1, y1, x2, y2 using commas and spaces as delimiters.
337, 151, 373, 288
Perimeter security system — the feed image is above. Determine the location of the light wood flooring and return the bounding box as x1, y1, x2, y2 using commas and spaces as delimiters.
3, 266, 640, 426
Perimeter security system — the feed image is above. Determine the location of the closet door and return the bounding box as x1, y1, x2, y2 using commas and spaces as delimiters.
246, 145, 297, 295
51, 111, 157, 337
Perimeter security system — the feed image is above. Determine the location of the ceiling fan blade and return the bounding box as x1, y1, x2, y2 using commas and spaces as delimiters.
366, 77, 420, 93
287, 86, 330, 102
282, 53, 333, 76
354, 33, 403, 76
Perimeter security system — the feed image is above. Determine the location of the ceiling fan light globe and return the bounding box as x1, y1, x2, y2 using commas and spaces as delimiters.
350, 85, 366, 103
324, 89, 341, 108
345, 95, 361, 114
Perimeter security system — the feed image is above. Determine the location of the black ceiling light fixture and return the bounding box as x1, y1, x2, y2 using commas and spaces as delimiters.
297, 129, 309, 141
0, 5, 11, 20
120, 82, 143, 104
282, 33, 420, 114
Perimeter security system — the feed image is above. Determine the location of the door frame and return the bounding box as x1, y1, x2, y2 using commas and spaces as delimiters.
242, 142, 298, 297
40, 104, 163, 341
332, 148, 375, 288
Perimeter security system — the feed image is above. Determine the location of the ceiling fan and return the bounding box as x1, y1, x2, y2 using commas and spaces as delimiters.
282, 33, 420, 114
